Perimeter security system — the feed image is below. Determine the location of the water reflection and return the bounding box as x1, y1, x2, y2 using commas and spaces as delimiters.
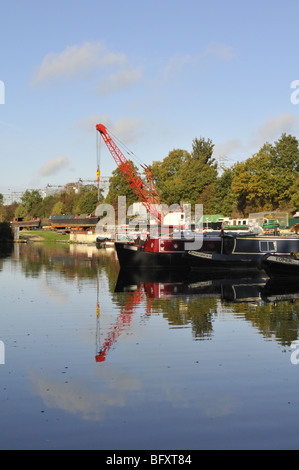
2, 243, 299, 449
0, 244, 13, 269
114, 267, 299, 349
8, 244, 299, 355
12, 241, 119, 282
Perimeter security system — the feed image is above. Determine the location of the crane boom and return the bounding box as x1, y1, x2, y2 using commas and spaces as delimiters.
96, 123, 162, 224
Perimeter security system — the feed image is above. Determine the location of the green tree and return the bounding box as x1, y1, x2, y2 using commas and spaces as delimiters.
197, 183, 216, 213
270, 134, 299, 208
105, 162, 141, 211
211, 168, 237, 215
32, 195, 58, 219
231, 134, 299, 214
59, 188, 77, 214
14, 203, 27, 219
271, 133, 299, 172
0, 202, 18, 223
51, 201, 66, 215
151, 149, 189, 205
179, 137, 218, 205
289, 176, 299, 212
21, 190, 43, 216
77, 189, 99, 213
232, 144, 275, 214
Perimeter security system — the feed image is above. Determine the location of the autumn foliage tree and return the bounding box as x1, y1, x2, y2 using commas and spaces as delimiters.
3, 132, 299, 223
232, 134, 299, 215
151, 149, 189, 205
104, 161, 140, 219
151, 137, 218, 208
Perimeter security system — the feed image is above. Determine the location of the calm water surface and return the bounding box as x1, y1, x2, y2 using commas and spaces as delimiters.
1, 242, 299, 450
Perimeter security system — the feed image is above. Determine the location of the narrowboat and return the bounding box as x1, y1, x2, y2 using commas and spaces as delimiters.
49, 214, 100, 231
261, 252, 299, 278
186, 232, 299, 271
115, 231, 299, 271
114, 232, 221, 270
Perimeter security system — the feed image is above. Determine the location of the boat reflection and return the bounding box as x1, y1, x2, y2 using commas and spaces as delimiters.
262, 278, 299, 303
95, 269, 299, 362
115, 268, 270, 303
115, 268, 299, 305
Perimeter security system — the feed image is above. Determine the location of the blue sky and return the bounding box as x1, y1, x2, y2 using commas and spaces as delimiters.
1, 0, 299, 197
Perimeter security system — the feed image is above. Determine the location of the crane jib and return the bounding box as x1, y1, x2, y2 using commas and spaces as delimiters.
96, 123, 163, 224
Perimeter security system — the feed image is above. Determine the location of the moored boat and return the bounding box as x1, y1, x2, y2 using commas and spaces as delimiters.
187, 232, 299, 271
261, 252, 299, 278
114, 232, 221, 270
114, 231, 299, 271
49, 214, 100, 231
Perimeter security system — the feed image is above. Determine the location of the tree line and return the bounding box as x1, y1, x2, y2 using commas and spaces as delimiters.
104, 132, 299, 218
0, 183, 103, 225
1, 132, 299, 224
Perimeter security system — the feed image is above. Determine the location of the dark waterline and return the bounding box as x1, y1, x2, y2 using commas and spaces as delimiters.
1, 242, 299, 450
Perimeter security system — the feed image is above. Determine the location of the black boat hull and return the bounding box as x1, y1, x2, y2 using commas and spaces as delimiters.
186, 250, 262, 271
114, 233, 299, 272
262, 254, 299, 278
115, 242, 189, 270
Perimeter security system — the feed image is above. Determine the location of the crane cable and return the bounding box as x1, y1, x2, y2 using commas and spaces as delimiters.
96, 131, 101, 201
103, 125, 145, 168
100, 123, 170, 208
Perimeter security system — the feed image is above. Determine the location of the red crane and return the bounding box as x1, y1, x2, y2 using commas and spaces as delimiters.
96, 123, 163, 225
95, 287, 146, 362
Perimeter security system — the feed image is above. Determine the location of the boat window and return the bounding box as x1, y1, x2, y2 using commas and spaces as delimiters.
259, 241, 276, 252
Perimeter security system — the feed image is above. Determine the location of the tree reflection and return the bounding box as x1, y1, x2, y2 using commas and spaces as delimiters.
115, 268, 299, 348
9, 243, 299, 349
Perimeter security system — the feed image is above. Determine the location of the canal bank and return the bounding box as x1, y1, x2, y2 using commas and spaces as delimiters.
15, 229, 70, 243
14, 229, 99, 245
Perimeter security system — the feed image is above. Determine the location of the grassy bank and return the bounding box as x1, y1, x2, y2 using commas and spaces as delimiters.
19, 229, 70, 243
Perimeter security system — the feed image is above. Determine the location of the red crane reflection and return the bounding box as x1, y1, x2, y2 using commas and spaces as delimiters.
95, 287, 148, 362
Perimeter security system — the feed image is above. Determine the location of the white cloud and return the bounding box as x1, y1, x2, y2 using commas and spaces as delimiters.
111, 117, 144, 143
97, 67, 142, 96
163, 54, 193, 76
252, 113, 299, 147
76, 114, 143, 144
31, 41, 126, 87
214, 139, 242, 163
39, 155, 70, 176
76, 113, 111, 133
162, 42, 236, 77
203, 42, 237, 62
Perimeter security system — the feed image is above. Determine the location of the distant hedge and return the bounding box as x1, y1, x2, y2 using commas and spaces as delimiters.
0, 222, 13, 242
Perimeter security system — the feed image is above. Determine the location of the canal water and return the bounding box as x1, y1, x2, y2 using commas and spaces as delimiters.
1, 242, 299, 450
